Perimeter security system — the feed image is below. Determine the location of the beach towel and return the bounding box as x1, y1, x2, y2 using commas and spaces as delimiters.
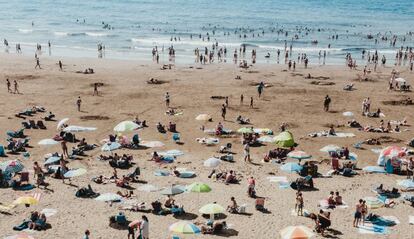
358, 223, 388, 234
41, 208, 57, 217
267, 176, 289, 189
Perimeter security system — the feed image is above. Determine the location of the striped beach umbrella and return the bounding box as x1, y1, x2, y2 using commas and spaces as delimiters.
363, 197, 384, 209
0, 160, 24, 174
280, 225, 314, 239
169, 221, 200, 234
287, 150, 312, 160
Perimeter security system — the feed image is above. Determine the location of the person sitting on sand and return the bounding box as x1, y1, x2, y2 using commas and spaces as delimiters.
317, 210, 331, 236
171, 166, 181, 177
164, 195, 175, 208
227, 197, 239, 213
115, 175, 130, 188
150, 151, 162, 163
236, 115, 250, 124
225, 170, 237, 184
156, 122, 166, 133
201, 221, 227, 234
328, 126, 336, 136
216, 122, 224, 135
28, 213, 47, 230
327, 191, 336, 208
334, 191, 343, 205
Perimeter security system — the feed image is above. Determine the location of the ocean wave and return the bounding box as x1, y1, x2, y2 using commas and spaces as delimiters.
18, 29, 33, 33
85, 32, 114, 37
54, 32, 86, 36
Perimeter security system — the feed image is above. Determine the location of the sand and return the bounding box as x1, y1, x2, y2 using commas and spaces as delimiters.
0, 53, 413, 239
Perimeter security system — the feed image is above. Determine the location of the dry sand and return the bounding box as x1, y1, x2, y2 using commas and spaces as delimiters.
0, 53, 413, 239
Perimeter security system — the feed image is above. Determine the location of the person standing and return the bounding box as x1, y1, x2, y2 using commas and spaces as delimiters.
76, 96, 82, 112
33, 162, 45, 187
140, 215, 149, 239
250, 97, 254, 108
6, 78, 11, 93
296, 192, 304, 216
258, 82, 264, 98
243, 142, 251, 163
323, 95, 331, 112
61, 141, 69, 159
59, 60, 63, 71
221, 104, 226, 120
127, 220, 140, 239
13, 80, 19, 94
240, 94, 244, 105
93, 83, 99, 96
353, 199, 363, 227
165, 92, 170, 107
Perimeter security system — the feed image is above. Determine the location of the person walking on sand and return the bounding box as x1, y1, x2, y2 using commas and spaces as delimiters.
93, 83, 99, 96
225, 96, 229, 107
6, 78, 11, 93
221, 104, 226, 120
250, 97, 254, 108
35, 57, 41, 69
240, 94, 244, 105
13, 80, 19, 94
59, 60, 63, 71
165, 92, 170, 107
323, 95, 331, 112
76, 96, 82, 112
258, 82, 264, 98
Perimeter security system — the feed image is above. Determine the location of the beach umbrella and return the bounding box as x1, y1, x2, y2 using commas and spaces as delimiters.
13, 196, 38, 206
4, 233, 35, 239
186, 182, 212, 193
258, 135, 275, 143
63, 125, 96, 133
101, 142, 121, 152
160, 149, 184, 157
38, 138, 59, 146
160, 186, 185, 195
363, 197, 384, 209
195, 114, 212, 121
64, 168, 87, 178
95, 193, 122, 202
280, 225, 314, 239
320, 145, 341, 153
128, 220, 141, 228
287, 150, 312, 160
342, 111, 354, 117
394, 77, 406, 83
140, 141, 164, 148
169, 221, 200, 234
203, 157, 221, 168
362, 166, 386, 174
377, 146, 406, 166
0, 160, 24, 174
397, 179, 414, 190
114, 121, 139, 132
199, 203, 225, 214
44, 156, 61, 165
57, 118, 69, 130
237, 127, 254, 134
280, 162, 303, 173
138, 184, 159, 192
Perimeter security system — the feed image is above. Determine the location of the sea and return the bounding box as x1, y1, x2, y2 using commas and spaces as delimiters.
0, 0, 413, 65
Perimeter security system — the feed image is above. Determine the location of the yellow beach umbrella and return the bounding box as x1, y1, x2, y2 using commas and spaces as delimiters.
13, 196, 38, 206
199, 203, 225, 214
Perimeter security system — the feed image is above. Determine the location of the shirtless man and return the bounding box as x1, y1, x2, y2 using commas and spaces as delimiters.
353, 199, 364, 227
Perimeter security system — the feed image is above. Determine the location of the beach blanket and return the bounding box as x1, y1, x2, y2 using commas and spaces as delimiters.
267, 176, 289, 189
308, 132, 355, 138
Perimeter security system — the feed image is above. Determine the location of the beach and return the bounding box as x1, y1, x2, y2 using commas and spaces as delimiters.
0, 52, 413, 238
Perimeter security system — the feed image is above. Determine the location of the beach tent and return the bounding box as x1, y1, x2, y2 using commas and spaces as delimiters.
274, 131, 295, 147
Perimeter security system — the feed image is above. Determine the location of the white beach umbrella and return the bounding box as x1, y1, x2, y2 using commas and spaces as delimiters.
57, 118, 69, 130
114, 121, 139, 132
138, 184, 159, 192
203, 157, 221, 168
38, 139, 59, 146
195, 114, 212, 121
